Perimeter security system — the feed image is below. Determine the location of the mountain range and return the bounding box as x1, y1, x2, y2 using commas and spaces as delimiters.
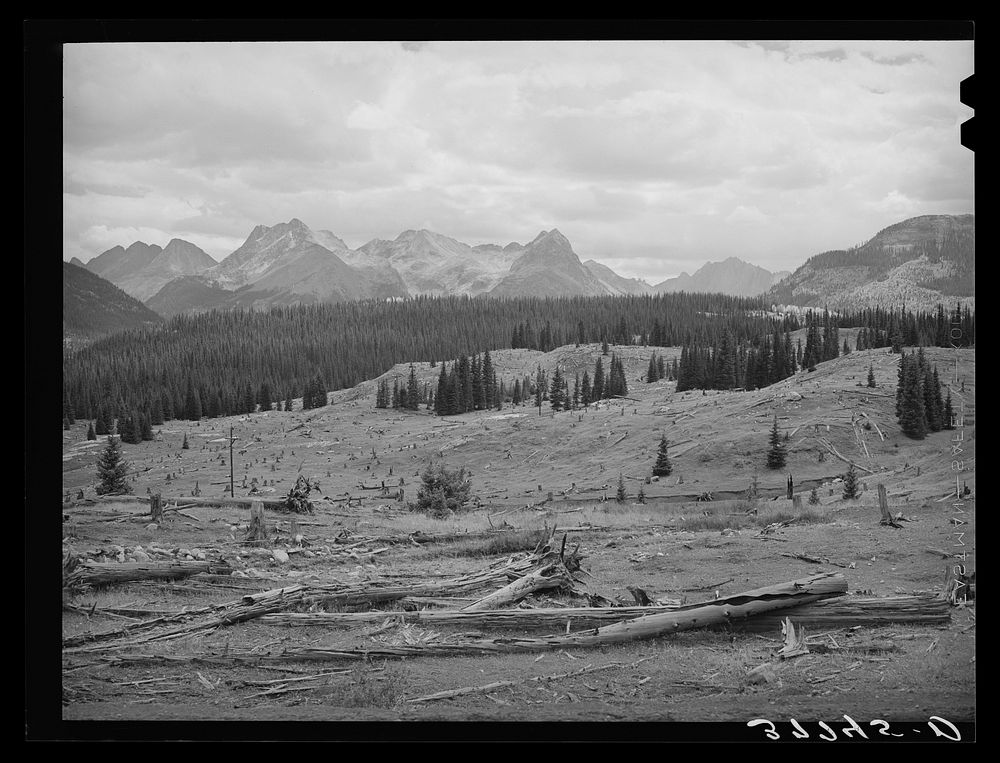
82, 219, 790, 317
73, 213, 974, 322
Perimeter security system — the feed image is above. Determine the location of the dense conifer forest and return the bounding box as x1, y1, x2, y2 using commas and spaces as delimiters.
61, 294, 974, 429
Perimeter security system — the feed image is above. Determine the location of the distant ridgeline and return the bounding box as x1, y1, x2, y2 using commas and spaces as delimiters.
61, 294, 974, 429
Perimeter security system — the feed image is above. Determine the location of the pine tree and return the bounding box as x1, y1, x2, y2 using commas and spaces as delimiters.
842, 463, 859, 499
897, 353, 928, 439
182, 432, 190, 449
647, 355, 658, 383
549, 367, 565, 411
867, 364, 876, 388
580, 371, 591, 406
96, 436, 131, 495
616, 473, 627, 504
652, 436, 672, 477
86, 422, 96, 440
766, 415, 786, 469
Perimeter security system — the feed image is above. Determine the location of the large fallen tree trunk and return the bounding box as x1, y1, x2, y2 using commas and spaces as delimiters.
64, 559, 231, 589
724, 595, 951, 631
82, 573, 847, 663
259, 605, 682, 630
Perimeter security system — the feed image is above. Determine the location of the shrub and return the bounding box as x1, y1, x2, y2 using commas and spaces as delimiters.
410, 463, 472, 518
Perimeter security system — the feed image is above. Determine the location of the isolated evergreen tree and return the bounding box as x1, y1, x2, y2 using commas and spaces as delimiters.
313, 375, 327, 408
96, 436, 131, 495
182, 432, 190, 449
602, 339, 610, 356
766, 415, 786, 469
867, 364, 876, 388
652, 436, 672, 477
86, 422, 96, 440
842, 463, 860, 500
616, 473, 627, 504
580, 371, 592, 406
572, 373, 580, 410
549, 367, 565, 411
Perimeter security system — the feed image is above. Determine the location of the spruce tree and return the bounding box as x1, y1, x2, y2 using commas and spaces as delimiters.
182, 432, 190, 449
86, 422, 96, 440
616, 473, 627, 504
897, 354, 928, 439
842, 463, 859, 499
867, 364, 876, 388
766, 415, 786, 469
647, 355, 658, 383
96, 436, 131, 495
549, 367, 565, 411
652, 436, 672, 477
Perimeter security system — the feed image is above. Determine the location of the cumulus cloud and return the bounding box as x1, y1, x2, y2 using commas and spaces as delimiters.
62, 39, 974, 283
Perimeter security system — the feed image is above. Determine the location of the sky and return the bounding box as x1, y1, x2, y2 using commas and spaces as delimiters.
62, 38, 974, 283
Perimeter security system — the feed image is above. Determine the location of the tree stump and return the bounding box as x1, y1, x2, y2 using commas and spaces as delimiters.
246, 499, 268, 543
878, 484, 901, 528
150, 493, 163, 523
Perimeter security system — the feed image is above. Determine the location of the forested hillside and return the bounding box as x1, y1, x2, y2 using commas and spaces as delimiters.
62, 294, 973, 431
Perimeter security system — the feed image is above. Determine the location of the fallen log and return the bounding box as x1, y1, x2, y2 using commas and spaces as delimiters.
726, 595, 950, 632
258, 605, 684, 630
816, 438, 876, 475
66, 560, 231, 589
460, 560, 577, 612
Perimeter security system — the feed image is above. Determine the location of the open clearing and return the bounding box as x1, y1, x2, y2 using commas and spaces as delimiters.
60, 344, 976, 733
